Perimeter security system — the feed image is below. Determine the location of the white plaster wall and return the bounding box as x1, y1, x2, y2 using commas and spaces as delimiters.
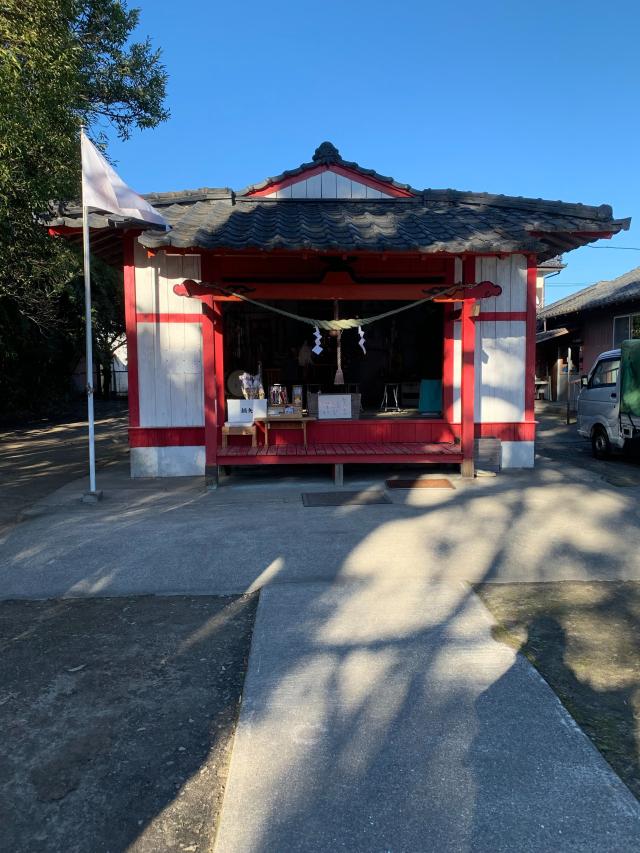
137, 321, 204, 426
134, 242, 201, 314
452, 254, 527, 424
501, 440, 534, 469
131, 446, 205, 477
134, 246, 204, 427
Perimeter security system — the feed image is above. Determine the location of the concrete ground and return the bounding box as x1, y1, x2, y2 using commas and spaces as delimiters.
0, 401, 128, 537
2, 405, 640, 850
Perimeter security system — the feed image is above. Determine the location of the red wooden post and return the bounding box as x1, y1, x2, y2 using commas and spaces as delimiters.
213, 300, 226, 436
123, 233, 140, 428
460, 258, 476, 478
442, 303, 454, 422
202, 296, 218, 484
525, 253, 537, 424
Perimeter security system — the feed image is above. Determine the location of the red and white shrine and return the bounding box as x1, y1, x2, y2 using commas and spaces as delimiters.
50, 142, 628, 480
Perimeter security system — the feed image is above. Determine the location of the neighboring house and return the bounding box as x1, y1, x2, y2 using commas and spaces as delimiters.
537, 267, 640, 401
536, 256, 566, 311
48, 142, 628, 478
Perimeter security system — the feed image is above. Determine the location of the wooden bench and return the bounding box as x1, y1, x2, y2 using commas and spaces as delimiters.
221, 423, 257, 448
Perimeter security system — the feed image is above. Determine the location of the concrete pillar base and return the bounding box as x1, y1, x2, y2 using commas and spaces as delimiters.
461, 459, 475, 479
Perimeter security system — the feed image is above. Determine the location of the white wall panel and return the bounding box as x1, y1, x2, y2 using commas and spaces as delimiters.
457, 255, 528, 424
134, 242, 201, 315
501, 440, 534, 469
137, 321, 204, 427
265, 169, 394, 199
476, 254, 526, 314
131, 446, 205, 477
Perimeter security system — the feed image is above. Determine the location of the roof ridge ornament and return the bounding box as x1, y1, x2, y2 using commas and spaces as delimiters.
312, 141, 341, 164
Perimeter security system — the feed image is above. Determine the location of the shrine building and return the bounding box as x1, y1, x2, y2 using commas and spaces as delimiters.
49, 142, 629, 481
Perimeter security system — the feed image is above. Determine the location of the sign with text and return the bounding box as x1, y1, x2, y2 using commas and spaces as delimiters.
227, 399, 267, 424
317, 394, 352, 420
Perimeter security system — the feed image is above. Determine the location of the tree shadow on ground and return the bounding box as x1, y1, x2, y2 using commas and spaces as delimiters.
0, 594, 256, 853
479, 584, 640, 802
3, 459, 640, 848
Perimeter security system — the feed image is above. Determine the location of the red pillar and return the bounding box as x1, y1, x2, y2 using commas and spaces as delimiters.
123, 233, 140, 428
202, 296, 218, 480
213, 301, 226, 432
442, 303, 454, 423
525, 254, 537, 424
460, 258, 476, 477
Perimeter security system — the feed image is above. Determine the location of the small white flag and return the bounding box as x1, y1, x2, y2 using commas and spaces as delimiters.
81, 132, 168, 228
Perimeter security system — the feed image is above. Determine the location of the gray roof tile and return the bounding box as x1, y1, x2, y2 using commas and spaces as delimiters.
47, 143, 630, 263
539, 267, 640, 319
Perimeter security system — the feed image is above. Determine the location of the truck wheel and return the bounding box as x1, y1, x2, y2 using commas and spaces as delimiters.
592, 426, 611, 459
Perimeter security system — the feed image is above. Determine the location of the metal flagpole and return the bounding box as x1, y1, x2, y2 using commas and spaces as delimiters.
80, 126, 97, 495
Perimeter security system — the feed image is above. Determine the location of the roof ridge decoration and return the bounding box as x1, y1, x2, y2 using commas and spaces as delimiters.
311, 141, 341, 164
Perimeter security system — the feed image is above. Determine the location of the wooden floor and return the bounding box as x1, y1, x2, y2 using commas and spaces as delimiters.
217, 442, 462, 465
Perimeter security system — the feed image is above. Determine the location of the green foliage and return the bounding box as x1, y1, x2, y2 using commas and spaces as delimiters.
0, 1, 168, 415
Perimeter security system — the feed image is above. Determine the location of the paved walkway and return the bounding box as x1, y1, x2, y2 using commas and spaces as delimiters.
3, 409, 640, 849
215, 583, 640, 852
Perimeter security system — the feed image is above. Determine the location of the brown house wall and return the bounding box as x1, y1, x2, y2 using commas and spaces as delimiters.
580, 301, 640, 373
581, 312, 615, 373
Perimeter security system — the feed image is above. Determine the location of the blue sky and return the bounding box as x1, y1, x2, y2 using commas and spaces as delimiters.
106, 0, 640, 306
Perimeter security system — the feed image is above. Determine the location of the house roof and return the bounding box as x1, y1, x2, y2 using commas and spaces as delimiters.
536, 327, 570, 344
47, 142, 630, 264
538, 266, 640, 320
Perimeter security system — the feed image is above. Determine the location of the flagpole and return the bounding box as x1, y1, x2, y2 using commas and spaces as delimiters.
80, 126, 97, 495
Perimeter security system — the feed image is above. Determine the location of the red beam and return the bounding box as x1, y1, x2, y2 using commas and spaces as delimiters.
433, 281, 502, 302
216, 451, 463, 466
129, 427, 205, 447
174, 278, 501, 303
136, 312, 203, 323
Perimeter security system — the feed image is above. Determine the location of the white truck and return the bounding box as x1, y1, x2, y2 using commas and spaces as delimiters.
577, 341, 640, 458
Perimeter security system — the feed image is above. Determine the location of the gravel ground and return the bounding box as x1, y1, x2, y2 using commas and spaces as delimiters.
0, 594, 257, 853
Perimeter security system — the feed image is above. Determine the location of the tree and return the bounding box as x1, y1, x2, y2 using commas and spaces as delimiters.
0, 1, 168, 415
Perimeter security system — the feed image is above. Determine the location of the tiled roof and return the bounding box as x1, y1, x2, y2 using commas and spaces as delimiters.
538, 266, 640, 319
47, 143, 630, 263
131, 194, 628, 262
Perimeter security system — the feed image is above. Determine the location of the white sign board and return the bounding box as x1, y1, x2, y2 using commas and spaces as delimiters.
227, 399, 267, 424
317, 394, 352, 420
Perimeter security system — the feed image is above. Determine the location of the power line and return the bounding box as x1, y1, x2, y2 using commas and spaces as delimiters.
586, 245, 640, 251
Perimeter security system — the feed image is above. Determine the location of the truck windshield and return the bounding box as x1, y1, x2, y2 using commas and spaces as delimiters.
590, 358, 620, 387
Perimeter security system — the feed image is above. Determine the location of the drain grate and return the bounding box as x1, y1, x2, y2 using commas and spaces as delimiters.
302, 491, 391, 507
386, 478, 454, 490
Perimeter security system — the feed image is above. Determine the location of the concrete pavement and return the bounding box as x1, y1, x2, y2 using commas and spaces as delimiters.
3, 410, 640, 850
2, 448, 640, 599
214, 583, 640, 852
